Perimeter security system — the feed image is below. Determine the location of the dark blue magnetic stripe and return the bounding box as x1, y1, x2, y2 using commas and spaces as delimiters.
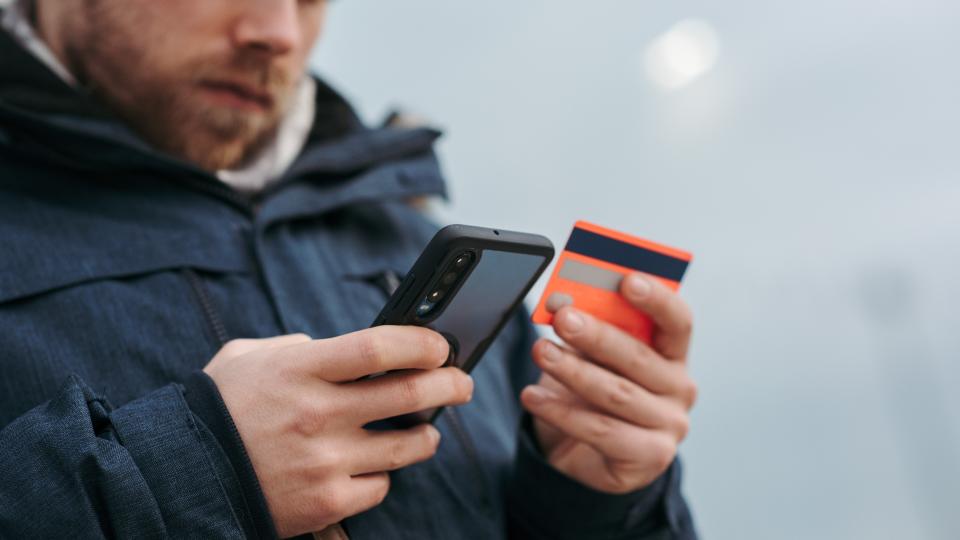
564, 228, 689, 282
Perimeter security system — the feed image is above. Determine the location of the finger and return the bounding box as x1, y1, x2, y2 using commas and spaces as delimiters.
348, 424, 441, 475
538, 372, 589, 406
219, 333, 312, 357
335, 472, 391, 520
521, 385, 676, 462
533, 372, 597, 451
549, 308, 693, 398
532, 340, 689, 433
286, 326, 450, 382
344, 367, 474, 424
620, 273, 693, 360
545, 292, 574, 313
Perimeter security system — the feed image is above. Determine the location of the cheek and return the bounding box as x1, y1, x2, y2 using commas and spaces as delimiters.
130, 0, 232, 68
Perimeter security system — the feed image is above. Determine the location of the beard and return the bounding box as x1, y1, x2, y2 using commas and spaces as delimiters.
67, 1, 300, 172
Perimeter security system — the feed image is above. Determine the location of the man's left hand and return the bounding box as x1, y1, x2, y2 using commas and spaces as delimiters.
521, 272, 697, 494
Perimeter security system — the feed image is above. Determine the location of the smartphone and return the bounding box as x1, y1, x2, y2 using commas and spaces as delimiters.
370, 224, 555, 425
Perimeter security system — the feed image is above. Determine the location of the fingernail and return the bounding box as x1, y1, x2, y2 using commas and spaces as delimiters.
465, 375, 474, 401
545, 292, 574, 313
561, 309, 584, 333
525, 385, 555, 404
541, 341, 561, 364
428, 426, 441, 443
626, 274, 651, 299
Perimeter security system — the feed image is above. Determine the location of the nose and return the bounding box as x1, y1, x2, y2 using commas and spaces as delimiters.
232, 0, 301, 56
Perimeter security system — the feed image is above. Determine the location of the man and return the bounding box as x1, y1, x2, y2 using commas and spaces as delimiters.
0, 0, 699, 538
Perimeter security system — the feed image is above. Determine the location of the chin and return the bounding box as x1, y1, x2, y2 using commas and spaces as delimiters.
184, 142, 251, 172
135, 103, 279, 171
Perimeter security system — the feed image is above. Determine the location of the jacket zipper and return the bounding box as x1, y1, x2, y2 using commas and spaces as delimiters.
183, 268, 230, 346
444, 407, 493, 513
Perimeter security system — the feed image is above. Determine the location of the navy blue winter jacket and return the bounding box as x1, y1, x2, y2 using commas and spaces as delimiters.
0, 24, 697, 539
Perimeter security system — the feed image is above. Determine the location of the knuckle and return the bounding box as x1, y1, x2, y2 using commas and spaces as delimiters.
587, 414, 617, 441
397, 375, 425, 410
675, 304, 694, 336
387, 439, 408, 469
292, 399, 330, 436
624, 350, 650, 375
683, 378, 699, 407
677, 318, 694, 339
358, 333, 387, 371
566, 361, 589, 389
653, 436, 678, 470
608, 379, 635, 407
675, 413, 691, 441
312, 487, 345, 519
680, 415, 690, 441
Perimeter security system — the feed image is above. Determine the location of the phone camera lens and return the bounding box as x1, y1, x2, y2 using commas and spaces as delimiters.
454, 254, 471, 268
428, 289, 444, 302
441, 272, 458, 286
416, 301, 434, 316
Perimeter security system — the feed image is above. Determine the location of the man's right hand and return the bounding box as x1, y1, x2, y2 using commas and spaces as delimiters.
203, 327, 474, 538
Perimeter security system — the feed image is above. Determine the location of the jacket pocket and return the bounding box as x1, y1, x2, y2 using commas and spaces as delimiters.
0, 230, 252, 420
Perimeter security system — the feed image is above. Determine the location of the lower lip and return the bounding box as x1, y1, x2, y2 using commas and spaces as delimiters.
199, 84, 270, 112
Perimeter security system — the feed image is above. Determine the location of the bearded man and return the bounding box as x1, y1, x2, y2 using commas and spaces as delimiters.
0, 1, 699, 538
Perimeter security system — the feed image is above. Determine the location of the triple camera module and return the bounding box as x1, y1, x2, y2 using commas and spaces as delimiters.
415, 251, 475, 319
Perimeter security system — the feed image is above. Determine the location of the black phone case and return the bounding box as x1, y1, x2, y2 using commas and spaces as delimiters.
371, 224, 554, 425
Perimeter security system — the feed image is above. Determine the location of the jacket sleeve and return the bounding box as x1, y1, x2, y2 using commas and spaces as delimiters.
0, 373, 277, 539
502, 309, 699, 540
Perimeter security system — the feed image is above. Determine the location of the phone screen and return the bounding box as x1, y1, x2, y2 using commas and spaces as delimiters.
422, 249, 547, 370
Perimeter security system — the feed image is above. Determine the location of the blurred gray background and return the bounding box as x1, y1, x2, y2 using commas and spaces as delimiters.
311, 2, 960, 539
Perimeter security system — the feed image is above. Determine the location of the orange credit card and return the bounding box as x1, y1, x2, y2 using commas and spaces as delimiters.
531, 221, 692, 345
